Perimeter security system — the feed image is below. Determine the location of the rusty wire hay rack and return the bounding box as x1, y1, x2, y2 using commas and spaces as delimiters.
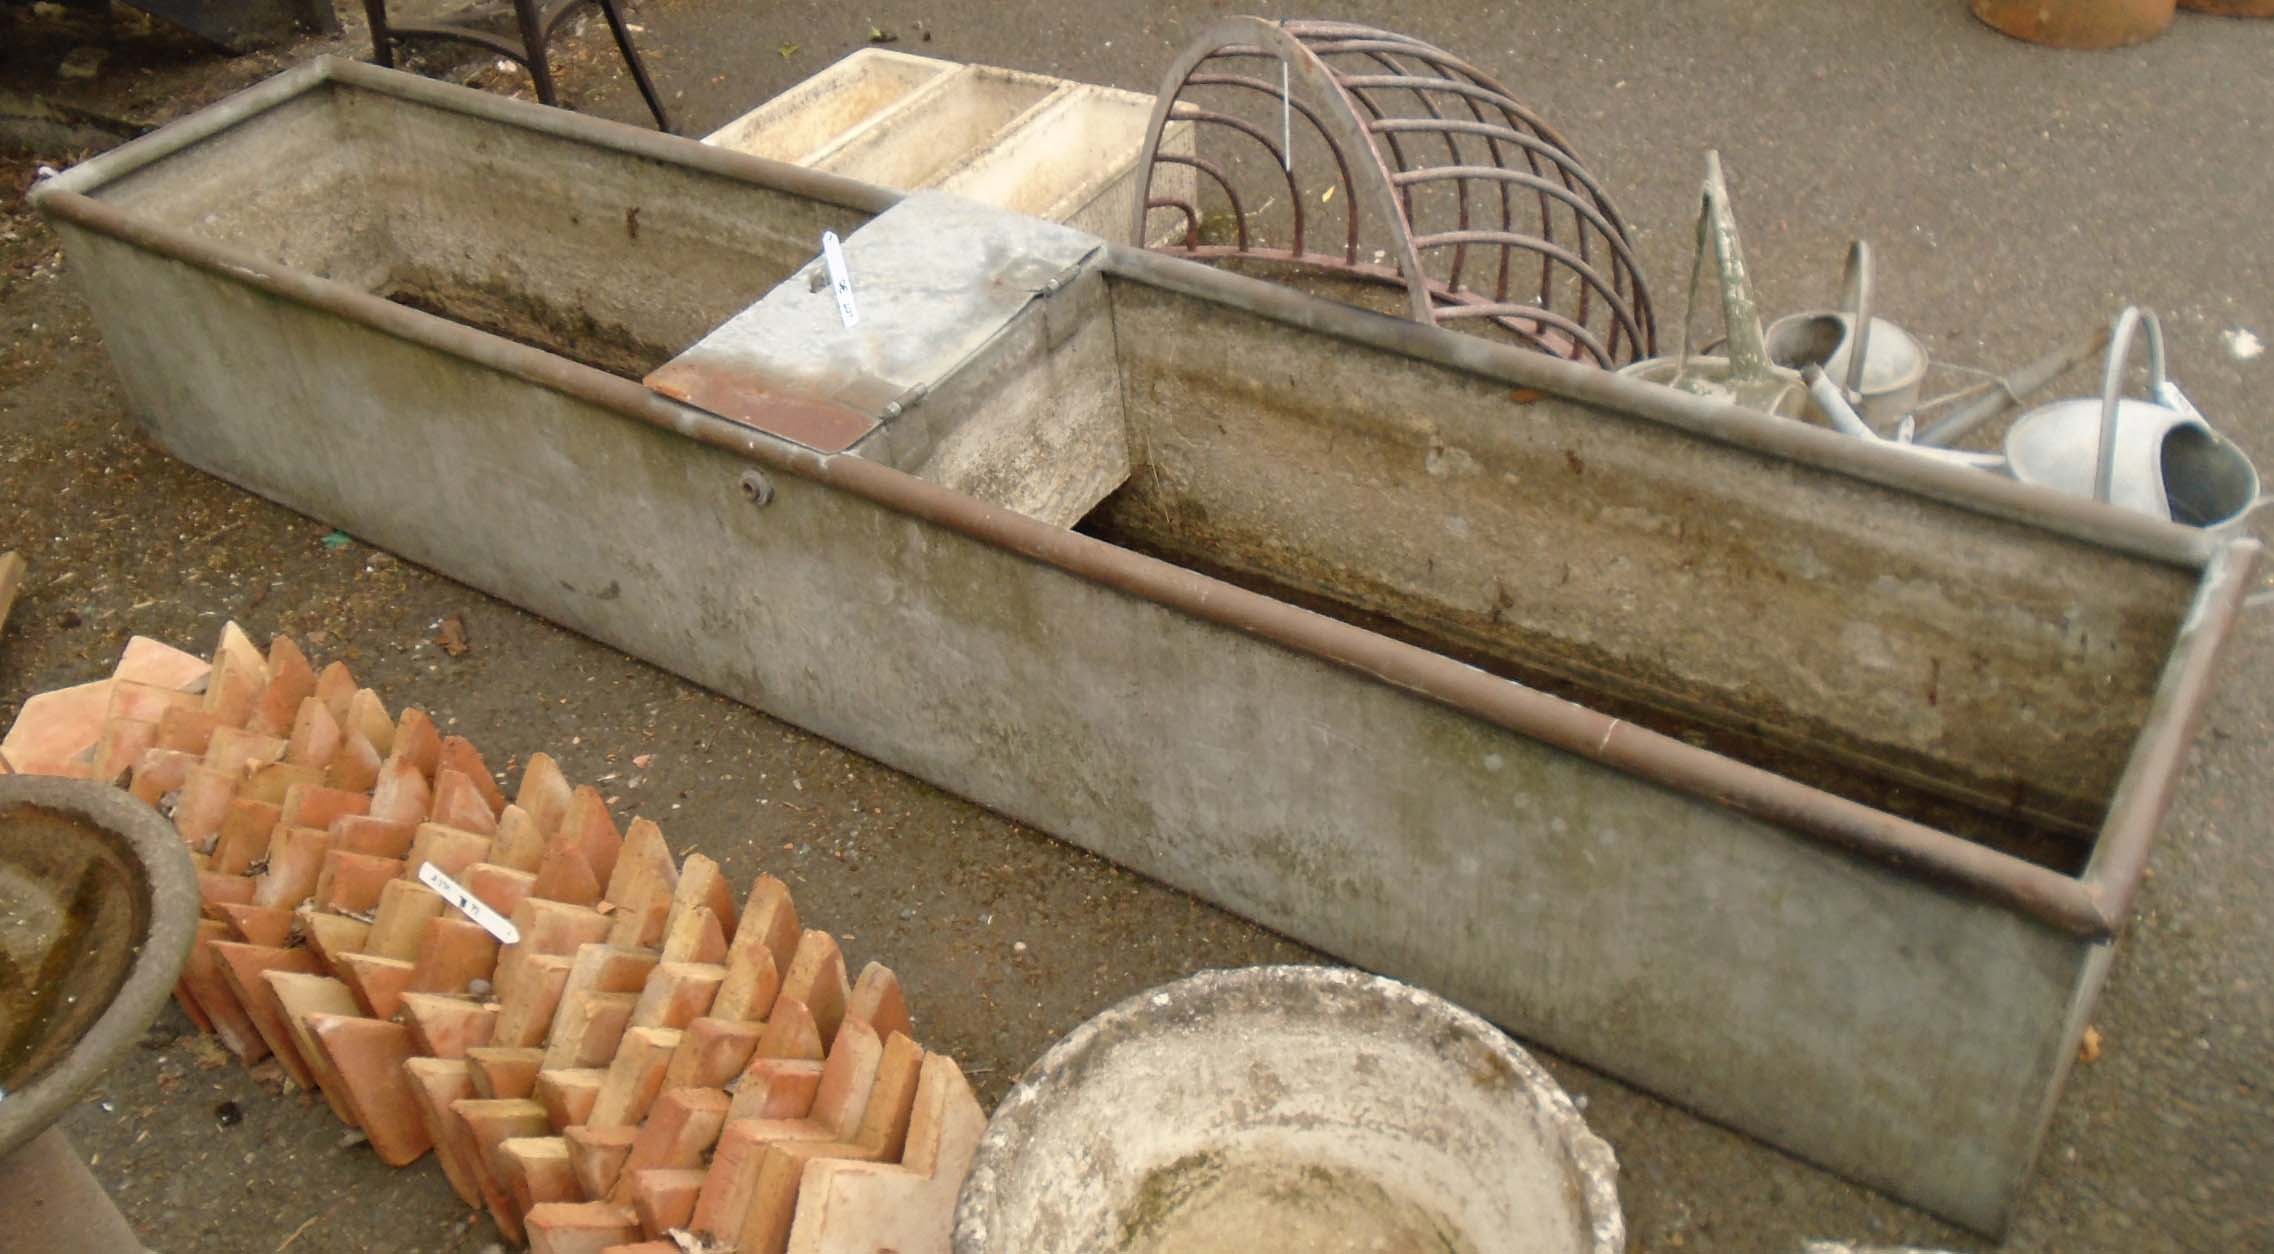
1131, 17, 1655, 368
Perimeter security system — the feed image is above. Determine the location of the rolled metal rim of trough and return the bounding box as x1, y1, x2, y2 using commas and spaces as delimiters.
0, 776, 201, 1160
27, 58, 2262, 943
953, 964, 1626, 1254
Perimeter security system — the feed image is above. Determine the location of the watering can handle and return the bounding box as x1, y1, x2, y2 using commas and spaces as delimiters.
2094, 306, 2166, 504
1839, 241, 1873, 399
1676, 206, 1705, 377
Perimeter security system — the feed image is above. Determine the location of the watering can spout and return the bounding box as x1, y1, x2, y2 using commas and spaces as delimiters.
1763, 240, 1929, 427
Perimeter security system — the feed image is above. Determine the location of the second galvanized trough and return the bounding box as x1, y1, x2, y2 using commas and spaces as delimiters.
31, 59, 2255, 1236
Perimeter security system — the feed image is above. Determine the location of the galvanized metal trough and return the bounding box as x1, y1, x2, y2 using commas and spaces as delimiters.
32, 59, 2256, 1236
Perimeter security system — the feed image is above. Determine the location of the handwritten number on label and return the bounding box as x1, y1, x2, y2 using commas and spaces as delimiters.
418, 861, 521, 944
822, 230, 860, 329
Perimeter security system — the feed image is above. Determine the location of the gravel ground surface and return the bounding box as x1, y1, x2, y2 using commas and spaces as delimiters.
2, 1, 2270, 1250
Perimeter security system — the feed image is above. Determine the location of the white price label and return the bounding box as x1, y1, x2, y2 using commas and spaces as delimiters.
418, 861, 520, 945
821, 230, 860, 329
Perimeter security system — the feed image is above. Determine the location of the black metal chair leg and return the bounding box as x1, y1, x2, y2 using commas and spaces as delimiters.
361, 0, 670, 132
361, 0, 394, 67
596, 0, 672, 132
509, 0, 562, 107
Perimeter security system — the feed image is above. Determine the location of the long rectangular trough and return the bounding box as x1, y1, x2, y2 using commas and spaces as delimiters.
33, 59, 2257, 1236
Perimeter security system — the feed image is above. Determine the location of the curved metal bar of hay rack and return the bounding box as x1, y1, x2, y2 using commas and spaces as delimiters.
1128, 16, 1656, 368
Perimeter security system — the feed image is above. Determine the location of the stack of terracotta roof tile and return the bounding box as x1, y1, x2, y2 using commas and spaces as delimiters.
1, 624, 984, 1254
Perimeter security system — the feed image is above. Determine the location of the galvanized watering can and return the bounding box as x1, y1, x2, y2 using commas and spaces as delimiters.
1799, 366, 2008, 471
1764, 241, 1929, 427
2004, 307, 2260, 528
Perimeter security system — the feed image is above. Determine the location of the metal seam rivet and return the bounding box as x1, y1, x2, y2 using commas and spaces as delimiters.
738, 469, 773, 506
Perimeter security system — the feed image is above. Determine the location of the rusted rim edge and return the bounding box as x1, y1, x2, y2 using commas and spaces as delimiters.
30, 72, 2226, 940
38, 55, 330, 197
2081, 536, 2260, 923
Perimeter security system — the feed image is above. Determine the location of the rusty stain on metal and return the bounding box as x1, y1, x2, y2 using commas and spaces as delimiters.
644, 359, 880, 454
1131, 17, 1655, 367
